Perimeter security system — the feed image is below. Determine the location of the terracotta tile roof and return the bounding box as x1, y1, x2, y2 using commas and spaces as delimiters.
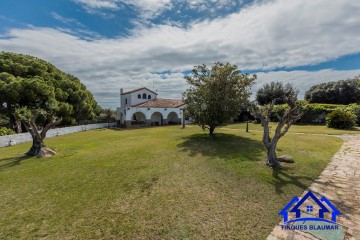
132, 98, 185, 108
121, 87, 158, 95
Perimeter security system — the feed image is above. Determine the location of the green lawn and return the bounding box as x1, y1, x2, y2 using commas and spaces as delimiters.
225, 122, 360, 135
0, 125, 345, 239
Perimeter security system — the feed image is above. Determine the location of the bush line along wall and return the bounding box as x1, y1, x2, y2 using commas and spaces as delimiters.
0, 122, 116, 148
270, 102, 360, 125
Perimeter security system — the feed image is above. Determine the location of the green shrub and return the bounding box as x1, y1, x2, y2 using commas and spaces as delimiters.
299, 102, 344, 114
326, 110, 357, 129
297, 101, 349, 124
269, 104, 289, 122
344, 104, 360, 126
268, 101, 360, 124
0, 127, 15, 136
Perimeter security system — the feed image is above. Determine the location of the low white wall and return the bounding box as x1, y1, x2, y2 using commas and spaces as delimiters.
0, 122, 116, 148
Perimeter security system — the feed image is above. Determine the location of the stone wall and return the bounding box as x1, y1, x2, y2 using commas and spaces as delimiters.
0, 122, 116, 148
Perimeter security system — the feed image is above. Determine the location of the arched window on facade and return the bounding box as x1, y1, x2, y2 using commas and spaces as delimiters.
148, 95, 151, 99
142, 93, 147, 99
125, 98, 128, 105
138, 94, 141, 99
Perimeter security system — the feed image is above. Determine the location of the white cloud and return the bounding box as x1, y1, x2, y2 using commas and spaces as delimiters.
50, 13, 103, 39
51, 12, 85, 28
73, 0, 119, 10
1, 0, 360, 108
72, 0, 242, 19
73, 0, 173, 19
122, 0, 173, 19
71, 0, 121, 18
187, 0, 239, 12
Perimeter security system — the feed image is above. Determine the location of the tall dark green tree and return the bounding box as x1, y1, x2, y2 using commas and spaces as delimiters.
304, 77, 360, 104
256, 82, 298, 105
183, 62, 256, 136
0, 52, 100, 157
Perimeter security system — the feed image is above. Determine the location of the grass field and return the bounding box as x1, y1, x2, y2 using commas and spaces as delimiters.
226, 122, 360, 135
0, 125, 347, 239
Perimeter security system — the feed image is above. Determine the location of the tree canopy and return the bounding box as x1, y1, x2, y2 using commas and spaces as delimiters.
256, 82, 298, 105
304, 77, 360, 104
0, 51, 100, 129
183, 62, 256, 135
0, 51, 100, 156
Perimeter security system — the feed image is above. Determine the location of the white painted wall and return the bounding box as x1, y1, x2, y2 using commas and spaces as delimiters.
120, 89, 157, 108
0, 122, 116, 148
121, 93, 132, 107
122, 107, 183, 123
116, 107, 125, 121
125, 107, 182, 120
130, 89, 157, 107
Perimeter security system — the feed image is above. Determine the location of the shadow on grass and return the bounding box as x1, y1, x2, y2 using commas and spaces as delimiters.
0, 155, 33, 170
109, 127, 147, 132
109, 125, 173, 132
294, 123, 360, 129
177, 133, 264, 162
271, 169, 313, 195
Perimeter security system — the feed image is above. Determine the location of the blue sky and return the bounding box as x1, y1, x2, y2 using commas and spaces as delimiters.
1, 0, 360, 108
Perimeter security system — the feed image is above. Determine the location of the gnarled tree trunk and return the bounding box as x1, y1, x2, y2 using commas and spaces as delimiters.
257, 98, 303, 168
209, 126, 215, 136
26, 135, 44, 156
259, 111, 282, 168
21, 113, 60, 158
266, 141, 281, 168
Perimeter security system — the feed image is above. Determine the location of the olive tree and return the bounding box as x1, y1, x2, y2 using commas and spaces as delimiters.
15, 107, 61, 157
183, 62, 256, 136
254, 82, 303, 168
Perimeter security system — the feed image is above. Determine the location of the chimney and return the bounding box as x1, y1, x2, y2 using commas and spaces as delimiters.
120, 88, 123, 107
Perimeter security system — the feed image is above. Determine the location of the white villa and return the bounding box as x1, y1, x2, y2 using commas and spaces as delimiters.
116, 87, 185, 127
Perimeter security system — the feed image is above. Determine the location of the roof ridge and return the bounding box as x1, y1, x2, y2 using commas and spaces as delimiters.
121, 87, 158, 95
131, 98, 185, 108
157, 98, 183, 100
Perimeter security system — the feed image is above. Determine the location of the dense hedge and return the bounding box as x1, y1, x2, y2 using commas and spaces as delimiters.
343, 104, 360, 126
326, 110, 357, 129
268, 101, 360, 126
0, 127, 15, 136
298, 102, 344, 124
269, 104, 289, 122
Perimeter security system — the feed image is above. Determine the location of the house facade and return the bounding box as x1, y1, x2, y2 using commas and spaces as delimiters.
116, 87, 185, 127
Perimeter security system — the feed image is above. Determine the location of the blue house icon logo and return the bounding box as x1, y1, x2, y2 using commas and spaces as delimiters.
279, 191, 341, 224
